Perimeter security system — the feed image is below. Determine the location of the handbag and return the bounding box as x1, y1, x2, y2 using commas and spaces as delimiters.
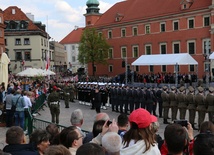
11, 96, 21, 113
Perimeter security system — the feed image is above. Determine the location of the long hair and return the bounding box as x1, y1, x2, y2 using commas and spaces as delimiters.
122, 122, 155, 153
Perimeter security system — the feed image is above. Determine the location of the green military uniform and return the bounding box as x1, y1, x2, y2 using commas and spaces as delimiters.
177, 86, 187, 120
195, 86, 205, 128
161, 86, 170, 124
69, 83, 75, 102
186, 86, 196, 129
63, 84, 70, 108
48, 86, 60, 124
169, 86, 177, 121
205, 87, 214, 122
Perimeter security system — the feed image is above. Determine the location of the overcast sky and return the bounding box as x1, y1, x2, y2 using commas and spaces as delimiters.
1, 0, 122, 42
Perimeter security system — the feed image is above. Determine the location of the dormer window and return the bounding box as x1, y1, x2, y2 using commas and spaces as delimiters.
9, 21, 18, 29
20, 21, 28, 29
115, 13, 124, 22
180, 0, 193, 10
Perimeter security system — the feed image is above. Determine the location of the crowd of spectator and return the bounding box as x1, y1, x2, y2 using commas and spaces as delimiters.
1, 107, 213, 155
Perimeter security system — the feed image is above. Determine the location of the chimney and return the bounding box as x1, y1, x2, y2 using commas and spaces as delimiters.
26, 13, 34, 21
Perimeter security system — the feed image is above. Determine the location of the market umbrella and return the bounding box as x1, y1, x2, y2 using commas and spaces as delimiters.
16, 68, 45, 77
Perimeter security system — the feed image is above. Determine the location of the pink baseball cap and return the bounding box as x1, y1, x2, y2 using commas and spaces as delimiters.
129, 108, 157, 128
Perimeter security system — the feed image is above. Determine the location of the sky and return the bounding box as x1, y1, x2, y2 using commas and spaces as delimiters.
0, 0, 122, 42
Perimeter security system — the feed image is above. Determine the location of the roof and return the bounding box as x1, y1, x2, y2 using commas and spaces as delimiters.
131, 53, 198, 66
95, 0, 211, 27
60, 27, 84, 44
3, 6, 44, 32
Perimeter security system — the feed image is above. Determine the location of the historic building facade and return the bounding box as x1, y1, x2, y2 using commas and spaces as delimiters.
4, 6, 54, 74
84, 0, 214, 79
0, 9, 5, 53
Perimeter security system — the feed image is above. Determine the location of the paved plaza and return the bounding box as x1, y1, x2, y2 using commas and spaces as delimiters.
0, 99, 209, 150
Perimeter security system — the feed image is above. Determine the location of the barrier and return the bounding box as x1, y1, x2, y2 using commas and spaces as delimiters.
31, 94, 47, 115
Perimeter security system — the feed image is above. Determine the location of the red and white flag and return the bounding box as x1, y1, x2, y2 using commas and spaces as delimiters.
46, 51, 50, 70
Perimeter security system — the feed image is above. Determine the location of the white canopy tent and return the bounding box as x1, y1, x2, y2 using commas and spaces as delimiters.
131, 53, 198, 86
132, 53, 198, 66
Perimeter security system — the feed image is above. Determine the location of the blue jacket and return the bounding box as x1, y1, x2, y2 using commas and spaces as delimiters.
12, 94, 26, 112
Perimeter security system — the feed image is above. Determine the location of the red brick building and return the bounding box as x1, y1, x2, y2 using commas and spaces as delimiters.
0, 8, 5, 53
84, 0, 214, 79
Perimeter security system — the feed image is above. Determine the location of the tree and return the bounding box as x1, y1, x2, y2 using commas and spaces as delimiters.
78, 27, 110, 76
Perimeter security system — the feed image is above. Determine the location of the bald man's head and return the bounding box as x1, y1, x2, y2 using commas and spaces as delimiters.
95, 113, 110, 122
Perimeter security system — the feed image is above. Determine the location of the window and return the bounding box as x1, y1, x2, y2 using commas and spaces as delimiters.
93, 66, 97, 72
189, 65, 195, 72
15, 51, 22, 61
204, 63, 210, 72
109, 65, 113, 72
98, 32, 102, 38
145, 24, 150, 34
203, 39, 211, 55
108, 30, 112, 39
162, 65, 166, 72
160, 43, 166, 54
20, 21, 28, 29
145, 45, 151, 55
121, 47, 127, 58
44, 39, 46, 47
24, 51, 31, 61
24, 38, 30, 45
149, 65, 154, 72
64, 46, 66, 50
0, 17, 2, 23
72, 45, 75, 50
133, 27, 138, 36
173, 42, 180, 53
108, 48, 113, 59
15, 38, 21, 45
160, 22, 166, 32
10, 21, 17, 29
188, 18, 194, 29
121, 28, 126, 37
132, 46, 139, 58
72, 56, 75, 62
204, 16, 210, 27
188, 41, 195, 54
173, 21, 179, 31
41, 38, 43, 46
135, 66, 139, 72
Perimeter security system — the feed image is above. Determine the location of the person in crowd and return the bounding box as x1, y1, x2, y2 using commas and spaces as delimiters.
168, 86, 177, 121
161, 86, 170, 124
47, 86, 60, 124
205, 86, 214, 122
199, 121, 214, 133
59, 126, 83, 155
151, 121, 163, 150
117, 113, 129, 138
120, 108, 160, 155
156, 86, 163, 118
63, 83, 70, 108
5, 88, 14, 127
70, 109, 85, 136
92, 86, 101, 113
161, 122, 194, 155
76, 143, 105, 155
195, 86, 206, 128
177, 86, 187, 120
102, 132, 121, 155
83, 112, 110, 143
29, 129, 50, 155
193, 129, 214, 155
46, 124, 60, 145
23, 91, 32, 133
187, 86, 197, 130
44, 145, 71, 155
3, 126, 39, 155
12, 89, 26, 129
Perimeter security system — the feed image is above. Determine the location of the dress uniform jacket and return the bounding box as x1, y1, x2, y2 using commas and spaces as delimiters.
186, 92, 196, 110
206, 93, 214, 112
161, 91, 169, 107
195, 93, 206, 111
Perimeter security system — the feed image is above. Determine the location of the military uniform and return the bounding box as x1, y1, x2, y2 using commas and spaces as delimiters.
156, 87, 163, 117
177, 86, 187, 120
186, 86, 196, 129
63, 84, 70, 108
161, 86, 170, 124
47, 86, 60, 124
205, 87, 214, 122
169, 86, 177, 121
195, 86, 206, 128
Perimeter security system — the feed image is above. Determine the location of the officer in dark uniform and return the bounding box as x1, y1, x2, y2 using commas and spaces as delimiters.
139, 87, 146, 109
151, 86, 158, 116
177, 86, 187, 120
195, 86, 206, 128
205, 86, 214, 122
121, 86, 128, 114
186, 86, 197, 130
47, 86, 61, 124
145, 86, 154, 114
161, 86, 170, 124
156, 86, 163, 117
92, 86, 101, 113
127, 86, 134, 113
63, 83, 70, 108
169, 86, 177, 121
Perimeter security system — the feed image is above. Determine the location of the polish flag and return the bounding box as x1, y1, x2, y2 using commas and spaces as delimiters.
46, 51, 50, 70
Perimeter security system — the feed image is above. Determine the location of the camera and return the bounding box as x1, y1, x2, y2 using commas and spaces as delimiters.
107, 120, 112, 126
174, 120, 188, 127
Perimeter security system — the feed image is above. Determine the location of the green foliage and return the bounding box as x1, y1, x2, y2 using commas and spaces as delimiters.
78, 28, 110, 76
